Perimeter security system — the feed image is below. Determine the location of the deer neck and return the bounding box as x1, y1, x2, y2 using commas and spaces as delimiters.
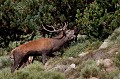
53, 36, 68, 47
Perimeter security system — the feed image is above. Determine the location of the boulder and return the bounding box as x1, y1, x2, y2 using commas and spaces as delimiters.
103, 59, 113, 68
99, 39, 109, 49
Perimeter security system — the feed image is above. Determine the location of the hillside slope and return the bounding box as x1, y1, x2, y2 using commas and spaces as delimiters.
0, 27, 120, 79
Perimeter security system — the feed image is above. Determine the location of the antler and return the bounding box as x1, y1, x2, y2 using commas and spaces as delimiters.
42, 22, 68, 33
42, 24, 63, 32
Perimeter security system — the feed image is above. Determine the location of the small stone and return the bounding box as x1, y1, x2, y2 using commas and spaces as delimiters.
116, 52, 119, 54
96, 59, 104, 66
69, 57, 74, 60
70, 63, 75, 68
105, 66, 118, 72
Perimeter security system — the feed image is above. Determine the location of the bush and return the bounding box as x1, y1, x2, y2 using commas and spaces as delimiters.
76, 1, 120, 40
0, 68, 14, 79
0, 61, 65, 79
106, 70, 120, 79
64, 40, 101, 57
0, 56, 12, 69
0, 48, 8, 56
107, 27, 120, 46
79, 60, 100, 78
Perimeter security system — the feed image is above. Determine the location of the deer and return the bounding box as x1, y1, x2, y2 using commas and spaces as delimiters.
10, 22, 75, 73
19, 24, 79, 66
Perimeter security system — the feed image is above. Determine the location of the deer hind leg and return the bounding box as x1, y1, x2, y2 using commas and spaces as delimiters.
42, 53, 47, 65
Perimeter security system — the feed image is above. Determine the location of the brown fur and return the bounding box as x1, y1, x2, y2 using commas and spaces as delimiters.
10, 30, 75, 73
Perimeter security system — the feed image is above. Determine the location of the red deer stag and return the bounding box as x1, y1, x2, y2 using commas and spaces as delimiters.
10, 23, 75, 73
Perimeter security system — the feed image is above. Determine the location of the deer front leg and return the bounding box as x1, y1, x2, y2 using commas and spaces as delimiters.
11, 53, 23, 73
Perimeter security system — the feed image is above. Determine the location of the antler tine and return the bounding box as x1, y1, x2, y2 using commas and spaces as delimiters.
53, 23, 57, 27
42, 24, 63, 33
46, 25, 55, 30
58, 23, 63, 29
63, 22, 68, 31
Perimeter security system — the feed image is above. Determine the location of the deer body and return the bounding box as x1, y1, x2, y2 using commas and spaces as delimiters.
14, 37, 68, 56
10, 27, 75, 73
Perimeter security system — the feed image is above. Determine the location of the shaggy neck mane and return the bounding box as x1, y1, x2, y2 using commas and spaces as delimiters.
53, 31, 66, 39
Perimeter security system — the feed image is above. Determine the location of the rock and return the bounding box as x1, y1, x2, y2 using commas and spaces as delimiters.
99, 40, 109, 49
89, 77, 99, 79
118, 73, 120, 78
105, 66, 118, 72
96, 59, 104, 66
64, 64, 76, 74
96, 59, 117, 72
64, 67, 73, 73
103, 59, 113, 68
70, 63, 75, 68
116, 52, 119, 54
53, 65, 68, 72
77, 34, 87, 40
64, 66, 77, 79
69, 57, 74, 60
107, 48, 118, 55
78, 52, 89, 57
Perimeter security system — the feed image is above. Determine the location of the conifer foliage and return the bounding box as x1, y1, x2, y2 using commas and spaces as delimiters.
0, 0, 120, 47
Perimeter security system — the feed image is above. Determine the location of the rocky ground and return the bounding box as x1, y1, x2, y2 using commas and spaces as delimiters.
0, 27, 120, 79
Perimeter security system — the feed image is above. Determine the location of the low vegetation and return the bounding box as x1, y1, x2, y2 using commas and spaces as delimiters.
0, 61, 65, 79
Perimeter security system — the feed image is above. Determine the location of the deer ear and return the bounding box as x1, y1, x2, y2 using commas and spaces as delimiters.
70, 30, 75, 34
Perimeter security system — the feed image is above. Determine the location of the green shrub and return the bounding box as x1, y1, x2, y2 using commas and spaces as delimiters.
106, 69, 120, 79
64, 40, 101, 57
76, 55, 120, 79
79, 60, 100, 78
64, 40, 89, 57
0, 48, 8, 56
108, 27, 120, 46
99, 69, 120, 79
0, 56, 12, 69
0, 61, 65, 79
76, 2, 119, 40
16, 61, 65, 79
8, 41, 21, 50
0, 68, 14, 79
